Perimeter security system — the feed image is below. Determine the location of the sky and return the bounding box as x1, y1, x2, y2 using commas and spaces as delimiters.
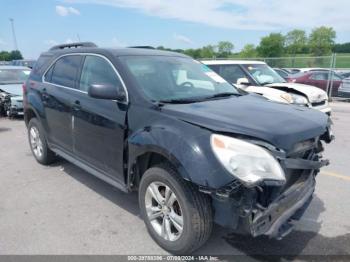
0, 0, 350, 59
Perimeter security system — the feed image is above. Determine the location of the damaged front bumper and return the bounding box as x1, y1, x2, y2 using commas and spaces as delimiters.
207, 141, 330, 240
249, 172, 315, 239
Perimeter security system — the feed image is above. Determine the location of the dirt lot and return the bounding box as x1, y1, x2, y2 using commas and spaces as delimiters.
0, 102, 349, 257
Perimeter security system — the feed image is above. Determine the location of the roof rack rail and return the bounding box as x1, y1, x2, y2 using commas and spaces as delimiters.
49, 42, 97, 51
128, 46, 155, 49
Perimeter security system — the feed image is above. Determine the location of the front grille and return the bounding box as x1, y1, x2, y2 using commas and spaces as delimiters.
257, 139, 319, 207
311, 101, 326, 107
281, 141, 318, 193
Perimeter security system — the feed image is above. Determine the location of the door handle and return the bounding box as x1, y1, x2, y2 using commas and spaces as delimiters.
41, 88, 49, 101
72, 100, 81, 111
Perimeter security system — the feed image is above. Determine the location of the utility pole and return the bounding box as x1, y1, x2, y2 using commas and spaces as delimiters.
9, 18, 18, 50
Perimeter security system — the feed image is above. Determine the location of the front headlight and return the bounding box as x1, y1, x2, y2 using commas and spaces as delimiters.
211, 134, 285, 187
280, 93, 293, 103
290, 94, 308, 105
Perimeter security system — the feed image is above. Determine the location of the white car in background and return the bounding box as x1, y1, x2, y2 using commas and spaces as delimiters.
202, 60, 331, 115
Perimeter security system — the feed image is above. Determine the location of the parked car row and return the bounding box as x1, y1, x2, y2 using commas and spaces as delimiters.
273, 67, 350, 97
202, 60, 331, 115
0, 59, 36, 68
11, 59, 36, 69
286, 71, 343, 97
0, 66, 31, 117
22, 42, 333, 254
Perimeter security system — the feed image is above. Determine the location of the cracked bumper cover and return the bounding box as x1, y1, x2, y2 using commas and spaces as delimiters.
249, 173, 315, 239
248, 155, 329, 239
211, 156, 328, 240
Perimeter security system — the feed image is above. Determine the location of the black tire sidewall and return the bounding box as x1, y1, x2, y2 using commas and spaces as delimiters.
139, 166, 199, 254
28, 118, 49, 164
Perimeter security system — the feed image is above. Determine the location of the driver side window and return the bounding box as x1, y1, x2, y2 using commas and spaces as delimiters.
79, 55, 123, 93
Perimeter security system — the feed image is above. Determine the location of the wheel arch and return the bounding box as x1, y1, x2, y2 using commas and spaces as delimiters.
24, 106, 39, 126
127, 146, 192, 191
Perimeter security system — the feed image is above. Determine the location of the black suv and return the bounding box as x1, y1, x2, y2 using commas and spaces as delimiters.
24, 42, 333, 254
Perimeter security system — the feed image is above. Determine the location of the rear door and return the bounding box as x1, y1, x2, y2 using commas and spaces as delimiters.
42, 55, 83, 153
72, 54, 127, 182
308, 72, 328, 91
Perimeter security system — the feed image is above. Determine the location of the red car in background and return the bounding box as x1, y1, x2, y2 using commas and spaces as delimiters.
286, 71, 343, 96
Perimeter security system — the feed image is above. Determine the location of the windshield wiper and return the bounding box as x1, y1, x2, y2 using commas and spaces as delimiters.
260, 81, 274, 86
158, 92, 240, 104
261, 81, 287, 85
203, 92, 241, 100
158, 98, 203, 104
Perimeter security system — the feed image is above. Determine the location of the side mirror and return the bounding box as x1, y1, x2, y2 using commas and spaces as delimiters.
237, 78, 250, 86
88, 83, 126, 101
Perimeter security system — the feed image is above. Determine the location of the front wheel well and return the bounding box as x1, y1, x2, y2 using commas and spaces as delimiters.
24, 108, 37, 126
130, 152, 178, 190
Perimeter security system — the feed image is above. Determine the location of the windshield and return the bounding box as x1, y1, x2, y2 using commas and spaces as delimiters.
242, 64, 286, 85
120, 56, 239, 102
0, 69, 31, 84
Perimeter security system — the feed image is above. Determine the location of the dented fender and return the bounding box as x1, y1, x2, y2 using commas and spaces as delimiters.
127, 106, 236, 189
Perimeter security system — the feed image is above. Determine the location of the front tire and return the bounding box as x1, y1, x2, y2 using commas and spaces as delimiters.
139, 163, 213, 254
28, 118, 56, 165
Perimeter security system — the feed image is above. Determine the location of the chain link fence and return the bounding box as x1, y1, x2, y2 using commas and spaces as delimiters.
261, 54, 350, 98
262, 55, 333, 69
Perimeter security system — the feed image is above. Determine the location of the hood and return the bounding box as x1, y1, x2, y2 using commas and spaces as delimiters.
0, 83, 23, 96
243, 85, 288, 103
266, 83, 328, 102
163, 94, 329, 152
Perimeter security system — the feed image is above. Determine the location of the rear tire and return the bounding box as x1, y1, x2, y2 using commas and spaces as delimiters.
28, 118, 56, 165
139, 163, 213, 254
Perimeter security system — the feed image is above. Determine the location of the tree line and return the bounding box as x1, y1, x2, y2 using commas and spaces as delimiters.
158, 26, 349, 59
0, 50, 23, 61
2, 26, 350, 61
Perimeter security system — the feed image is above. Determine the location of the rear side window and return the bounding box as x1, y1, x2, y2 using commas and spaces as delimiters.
30, 54, 53, 81
79, 55, 123, 92
44, 66, 54, 82
311, 72, 327, 80
48, 55, 82, 88
276, 70, 288, 78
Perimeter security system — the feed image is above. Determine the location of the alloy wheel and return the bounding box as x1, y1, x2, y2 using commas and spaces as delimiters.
29, 126, 43, 158
145, 182, 184, 241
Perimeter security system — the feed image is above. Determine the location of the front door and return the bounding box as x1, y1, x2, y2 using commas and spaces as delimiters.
72, 55, 127, 182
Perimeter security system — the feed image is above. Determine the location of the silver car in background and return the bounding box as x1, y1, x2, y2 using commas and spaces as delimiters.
338, 78, 350, 98
0, 66, 31, 117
